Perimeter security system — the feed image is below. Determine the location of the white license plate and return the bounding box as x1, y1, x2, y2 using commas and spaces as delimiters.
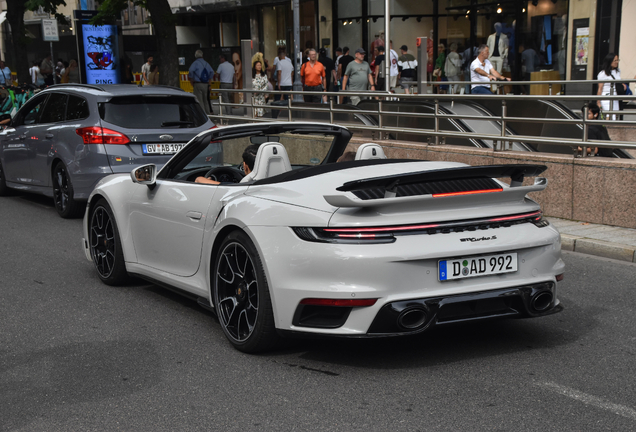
439, 253, 518, 281
142, 143, 185, 155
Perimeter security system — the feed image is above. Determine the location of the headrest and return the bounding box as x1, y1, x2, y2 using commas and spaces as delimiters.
355, 143, 387, 160
240, 142, 292, 183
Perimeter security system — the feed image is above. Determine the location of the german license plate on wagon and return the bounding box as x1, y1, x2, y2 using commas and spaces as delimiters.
142, 143, 185, 155
438, 253, 517, 281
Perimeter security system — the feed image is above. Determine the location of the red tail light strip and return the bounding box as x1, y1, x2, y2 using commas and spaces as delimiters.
432, 188, 503, 198
323, 211, 542, 234
299, 298, 378, 307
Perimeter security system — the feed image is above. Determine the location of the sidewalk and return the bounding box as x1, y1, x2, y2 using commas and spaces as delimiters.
547, 217, 636, 263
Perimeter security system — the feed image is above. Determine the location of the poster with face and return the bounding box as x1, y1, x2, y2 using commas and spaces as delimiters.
82, 24, 120, 84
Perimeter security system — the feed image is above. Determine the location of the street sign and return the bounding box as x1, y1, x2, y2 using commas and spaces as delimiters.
73, 10, 99, 21
42, 19, 59, 42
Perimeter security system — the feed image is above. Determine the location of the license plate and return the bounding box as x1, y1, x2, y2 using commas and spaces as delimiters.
439, 253, 518, 281
142, 143, 185, 155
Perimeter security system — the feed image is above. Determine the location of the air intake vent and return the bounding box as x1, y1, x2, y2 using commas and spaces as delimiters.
352, 177, 501, 200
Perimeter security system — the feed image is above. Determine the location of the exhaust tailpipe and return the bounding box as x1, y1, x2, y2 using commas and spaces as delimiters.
397, 307, 428, 330
531, 291, 553, 312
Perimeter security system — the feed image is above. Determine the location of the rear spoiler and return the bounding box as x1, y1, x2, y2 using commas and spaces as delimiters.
336, 164, 547, 192
325, 164, 548, 208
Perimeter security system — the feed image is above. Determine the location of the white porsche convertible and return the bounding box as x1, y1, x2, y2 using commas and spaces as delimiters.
82, 122, 565, 353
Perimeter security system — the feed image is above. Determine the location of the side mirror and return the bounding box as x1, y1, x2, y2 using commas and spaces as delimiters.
131, 164, 157, 185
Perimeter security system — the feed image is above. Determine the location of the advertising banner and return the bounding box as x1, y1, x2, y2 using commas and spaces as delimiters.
82, 24, 120, 84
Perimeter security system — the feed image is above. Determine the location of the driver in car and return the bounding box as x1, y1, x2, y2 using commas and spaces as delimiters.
195, 144, 259, 184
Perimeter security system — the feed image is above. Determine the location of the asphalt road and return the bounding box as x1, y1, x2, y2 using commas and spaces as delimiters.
1, 193, 636, 432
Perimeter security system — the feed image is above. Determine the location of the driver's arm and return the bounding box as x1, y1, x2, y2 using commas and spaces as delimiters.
195, 177, 220, 185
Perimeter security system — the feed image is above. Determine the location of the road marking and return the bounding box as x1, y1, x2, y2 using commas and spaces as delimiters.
537, 381, 636, 421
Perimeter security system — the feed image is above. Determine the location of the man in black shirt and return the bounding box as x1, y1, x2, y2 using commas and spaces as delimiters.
318, 48, 336, 92
337, 47, 354, 103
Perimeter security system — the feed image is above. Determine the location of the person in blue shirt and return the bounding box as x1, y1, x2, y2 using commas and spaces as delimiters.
189, 50, 214, 115
0, 60, 12, 86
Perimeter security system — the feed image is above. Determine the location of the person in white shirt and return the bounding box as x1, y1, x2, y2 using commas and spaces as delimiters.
275, 47, 294, 101
596, 53, 624, 120
215, 53, 235, 113
469, 44, 510, 95
388, 41, 399, 89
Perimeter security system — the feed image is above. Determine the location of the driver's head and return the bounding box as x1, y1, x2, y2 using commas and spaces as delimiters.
242, 144, 260, 174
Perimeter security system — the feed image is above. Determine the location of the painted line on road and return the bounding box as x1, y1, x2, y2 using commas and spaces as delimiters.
537, 381, 636, 421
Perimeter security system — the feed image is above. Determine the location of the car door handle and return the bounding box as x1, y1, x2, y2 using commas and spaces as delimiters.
45, 134, 54, 139
19, 135, 26, 140
186, 211, 202, 220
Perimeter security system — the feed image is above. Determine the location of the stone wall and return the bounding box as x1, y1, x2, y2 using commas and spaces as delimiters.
348, 137, 636, 229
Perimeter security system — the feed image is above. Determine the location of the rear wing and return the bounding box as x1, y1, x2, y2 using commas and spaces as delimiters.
324, 164, 547, 208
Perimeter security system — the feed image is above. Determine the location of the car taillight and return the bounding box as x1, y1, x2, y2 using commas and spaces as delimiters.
76, 126, 130, 145
299, 298, 378, 307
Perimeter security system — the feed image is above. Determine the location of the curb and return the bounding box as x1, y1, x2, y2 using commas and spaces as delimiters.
561, 234, 636, 263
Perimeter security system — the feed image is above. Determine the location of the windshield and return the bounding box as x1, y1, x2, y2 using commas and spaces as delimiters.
99, 95, 209, 129
172, 132, 336, 181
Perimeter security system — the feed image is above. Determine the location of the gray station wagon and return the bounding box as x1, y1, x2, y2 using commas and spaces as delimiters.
0, 84, 216, 217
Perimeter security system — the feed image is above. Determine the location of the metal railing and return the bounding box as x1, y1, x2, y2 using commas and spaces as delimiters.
207, 78, 636, 158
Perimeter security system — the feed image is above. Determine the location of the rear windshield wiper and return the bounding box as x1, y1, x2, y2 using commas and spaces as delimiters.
161, 121, 194, 127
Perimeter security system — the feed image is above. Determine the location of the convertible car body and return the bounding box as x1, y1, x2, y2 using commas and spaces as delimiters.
82, 122, 564, 353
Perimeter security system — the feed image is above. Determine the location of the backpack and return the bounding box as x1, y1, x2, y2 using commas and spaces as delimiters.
196, 58, 211, 82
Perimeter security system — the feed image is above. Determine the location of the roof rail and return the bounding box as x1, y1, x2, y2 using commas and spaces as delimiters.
44, 83, 105, 92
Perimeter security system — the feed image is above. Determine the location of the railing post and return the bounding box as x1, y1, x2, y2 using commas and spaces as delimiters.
288, 93, 292, 122
499, 99, 507, 151
549, 84, 553, 95
250, 93, 255, 119
378, 100, 383, 140
580, 105, 588, 158
329, 98, 334, 125
434, 99, 439, 145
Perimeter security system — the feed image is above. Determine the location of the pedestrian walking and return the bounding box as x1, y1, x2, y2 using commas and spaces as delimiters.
252, 60, 268, 117
596, 53, 624, 120
275, 47, 294, 101
55, 58, 64, 84
62, 59, 80, 84
444, 43, 462, 94
342, 48, 374, 106
337, 47, 354, 103
30, 61, 45, 86
189, 50, 214, 115
318, 48, 336, 93
141, 56, 153, 85
40, 55, 54, 86
147, 64, 159, 85
215, 53, 235, 114
300, 49, 326, 103
397, 45, 418, 94
0, 60, 12, 86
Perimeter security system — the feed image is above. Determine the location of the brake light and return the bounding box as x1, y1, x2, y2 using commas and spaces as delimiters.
299, 298, 378, 307
76, 126, 130, 145
432, 188, 503, 198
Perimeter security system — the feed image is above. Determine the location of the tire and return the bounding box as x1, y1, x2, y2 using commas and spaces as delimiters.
0, 159, 10, 196
89, 198, 130, 286
52, 162, 82, 218
213, 230, 280, 353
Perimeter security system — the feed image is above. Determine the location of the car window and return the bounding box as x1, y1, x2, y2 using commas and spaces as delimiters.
18, 95, 48, 126
99, 95, 208, 129
66, 95, 89, 120
39, 93, 68, 124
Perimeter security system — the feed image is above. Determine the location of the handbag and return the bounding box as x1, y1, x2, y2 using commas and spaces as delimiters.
610, 73, 626, 96
432, 68, 441, 77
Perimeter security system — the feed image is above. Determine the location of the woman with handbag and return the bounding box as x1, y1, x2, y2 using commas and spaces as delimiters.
596, 53, 625, 120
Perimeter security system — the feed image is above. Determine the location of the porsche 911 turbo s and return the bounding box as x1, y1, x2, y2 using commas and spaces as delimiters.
82, 122, 564, 353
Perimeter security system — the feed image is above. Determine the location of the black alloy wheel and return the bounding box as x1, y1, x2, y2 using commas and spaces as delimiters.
214, 230, 279, 353
0, 159, 9, 196
52, 162, 81, 218
89, 199, 129, 286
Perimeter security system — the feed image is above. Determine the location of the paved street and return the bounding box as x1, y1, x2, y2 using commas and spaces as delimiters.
1, 193, 636, 432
